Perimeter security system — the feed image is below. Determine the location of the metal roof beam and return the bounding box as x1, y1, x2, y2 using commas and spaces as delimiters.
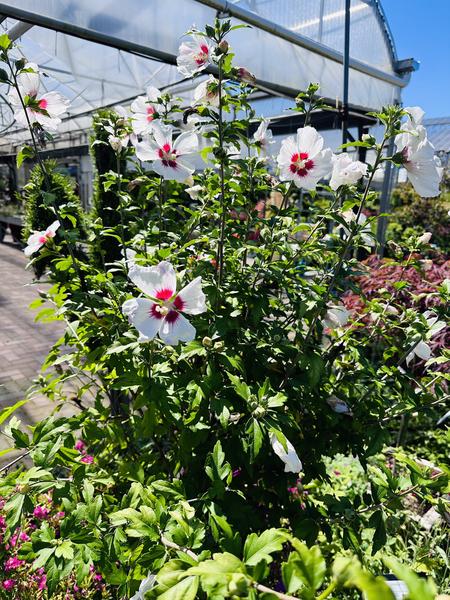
192, 0, 409, 88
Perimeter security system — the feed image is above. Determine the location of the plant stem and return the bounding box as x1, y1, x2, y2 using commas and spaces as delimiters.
279, 134, 389, 389
216, 56, 227, 287
316, 580, 338, 600
115, 153, 128, 274
7, 57, 96, 313
357, 471, 444, 514
0, 449, 32, 474
254, 583, 299, 600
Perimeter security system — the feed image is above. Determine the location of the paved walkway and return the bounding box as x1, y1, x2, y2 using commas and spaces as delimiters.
0, 236, 75, 462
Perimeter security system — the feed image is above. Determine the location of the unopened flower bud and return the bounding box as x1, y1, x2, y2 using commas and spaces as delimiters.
218, 40, 229, 54
236, 67, 256, 85
362, 133, 375, 144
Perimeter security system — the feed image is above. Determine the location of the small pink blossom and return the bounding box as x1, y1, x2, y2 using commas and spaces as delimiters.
38, 574, 47, 590
19, 531, 30, 543
2, 579, 15, 590
75, 440, 86, 452
33, 505, 50, 520
5, 556, 24, 571
81, 455, 94, 464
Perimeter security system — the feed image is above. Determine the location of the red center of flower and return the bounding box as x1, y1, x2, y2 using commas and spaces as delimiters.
150, 293, 185, 321
194, 44, 209, 65
38, 98, 48, 110
158, 143, 178, 168
290, 152, 314, 177
156, 288, 174, 301
146, 105, 156, 122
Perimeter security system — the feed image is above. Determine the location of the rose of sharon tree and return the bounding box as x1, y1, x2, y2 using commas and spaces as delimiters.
0, 23, 448, 600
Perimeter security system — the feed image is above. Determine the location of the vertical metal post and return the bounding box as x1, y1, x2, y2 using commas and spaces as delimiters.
342, 0, 351, 147
376, 135, 396, 255
318, 0, 325, 43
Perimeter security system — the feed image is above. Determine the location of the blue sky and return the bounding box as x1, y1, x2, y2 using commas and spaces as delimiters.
382, 0, 450, 118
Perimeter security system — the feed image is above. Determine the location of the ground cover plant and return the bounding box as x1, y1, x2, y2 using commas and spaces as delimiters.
0, 21, 448, 600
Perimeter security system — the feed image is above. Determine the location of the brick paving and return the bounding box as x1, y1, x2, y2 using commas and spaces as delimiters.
0, 236, 76, 464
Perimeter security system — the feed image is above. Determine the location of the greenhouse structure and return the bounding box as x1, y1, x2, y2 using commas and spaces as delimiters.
0, 1, 417, 226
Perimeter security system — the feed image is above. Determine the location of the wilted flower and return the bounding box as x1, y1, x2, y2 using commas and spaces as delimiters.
135, 124, 198, 182
417, 231, 432, 244
277, 126, 333, 190
24, 220, 60, 256
186, 184, 203, 200
253, 119, 274, 156
329, 153, 367, 190
270, 433, 302, 473
340, 210, 374, 247
123, 261, 207, 345
193, 75, 221, 107
177, 35, 212, 77
405, 310, 446, 366
8, 62, 69, 131
130, 573, 156, 600
323, 305, 350, 329
327, 395, 353, 415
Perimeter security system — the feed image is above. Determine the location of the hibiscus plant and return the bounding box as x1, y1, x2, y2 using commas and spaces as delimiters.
0, 20, 448, 600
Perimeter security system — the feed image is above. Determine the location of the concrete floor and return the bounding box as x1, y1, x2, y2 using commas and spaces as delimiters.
0, 236, 75, 464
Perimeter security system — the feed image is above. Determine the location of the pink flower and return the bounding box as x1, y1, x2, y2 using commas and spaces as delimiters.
177, 35, 212, 77
75, 440, 86, 452
33, 506, 50, 520
277, 126, 333, 190
8, 62, 69, 131
2, 579, 15, 591
19, 531, 30, 542
122, 261, 207, 346
24, 220, 60, 257
135, 123, 198, 182
81, 455, 94, 464
4, 556, 24, 571
38, 574, 47, 590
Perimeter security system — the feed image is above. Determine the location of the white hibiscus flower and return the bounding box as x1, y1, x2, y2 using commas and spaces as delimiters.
122, 261, 206, 345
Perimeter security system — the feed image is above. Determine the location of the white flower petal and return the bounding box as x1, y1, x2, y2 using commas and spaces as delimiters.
122, 298, 161, 340
296, 126, 324, 158
159, 313, 196, 345
270, 433, 302, 473
177, 277, 206, 314
129, 261, 177, 298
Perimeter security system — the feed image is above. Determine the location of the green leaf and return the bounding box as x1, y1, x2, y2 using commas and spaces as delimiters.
0, 399, 28, 426
55, 540, 74, 560
16, 144, 35, 168
384, 558, 436, 600
227, 372, 251, 401
159, 575, 199, 600
0, 33, 12, 50
368, 510, 387, 555
287, 541, 326, 592
243, 528, 285, 566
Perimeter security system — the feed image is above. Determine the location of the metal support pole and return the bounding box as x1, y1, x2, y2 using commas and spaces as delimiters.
376, 135, 396, 255
342, 0, 351, 146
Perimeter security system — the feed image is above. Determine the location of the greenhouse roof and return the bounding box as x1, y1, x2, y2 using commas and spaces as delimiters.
0, 0, 415, 150
424, 117, 450, 154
